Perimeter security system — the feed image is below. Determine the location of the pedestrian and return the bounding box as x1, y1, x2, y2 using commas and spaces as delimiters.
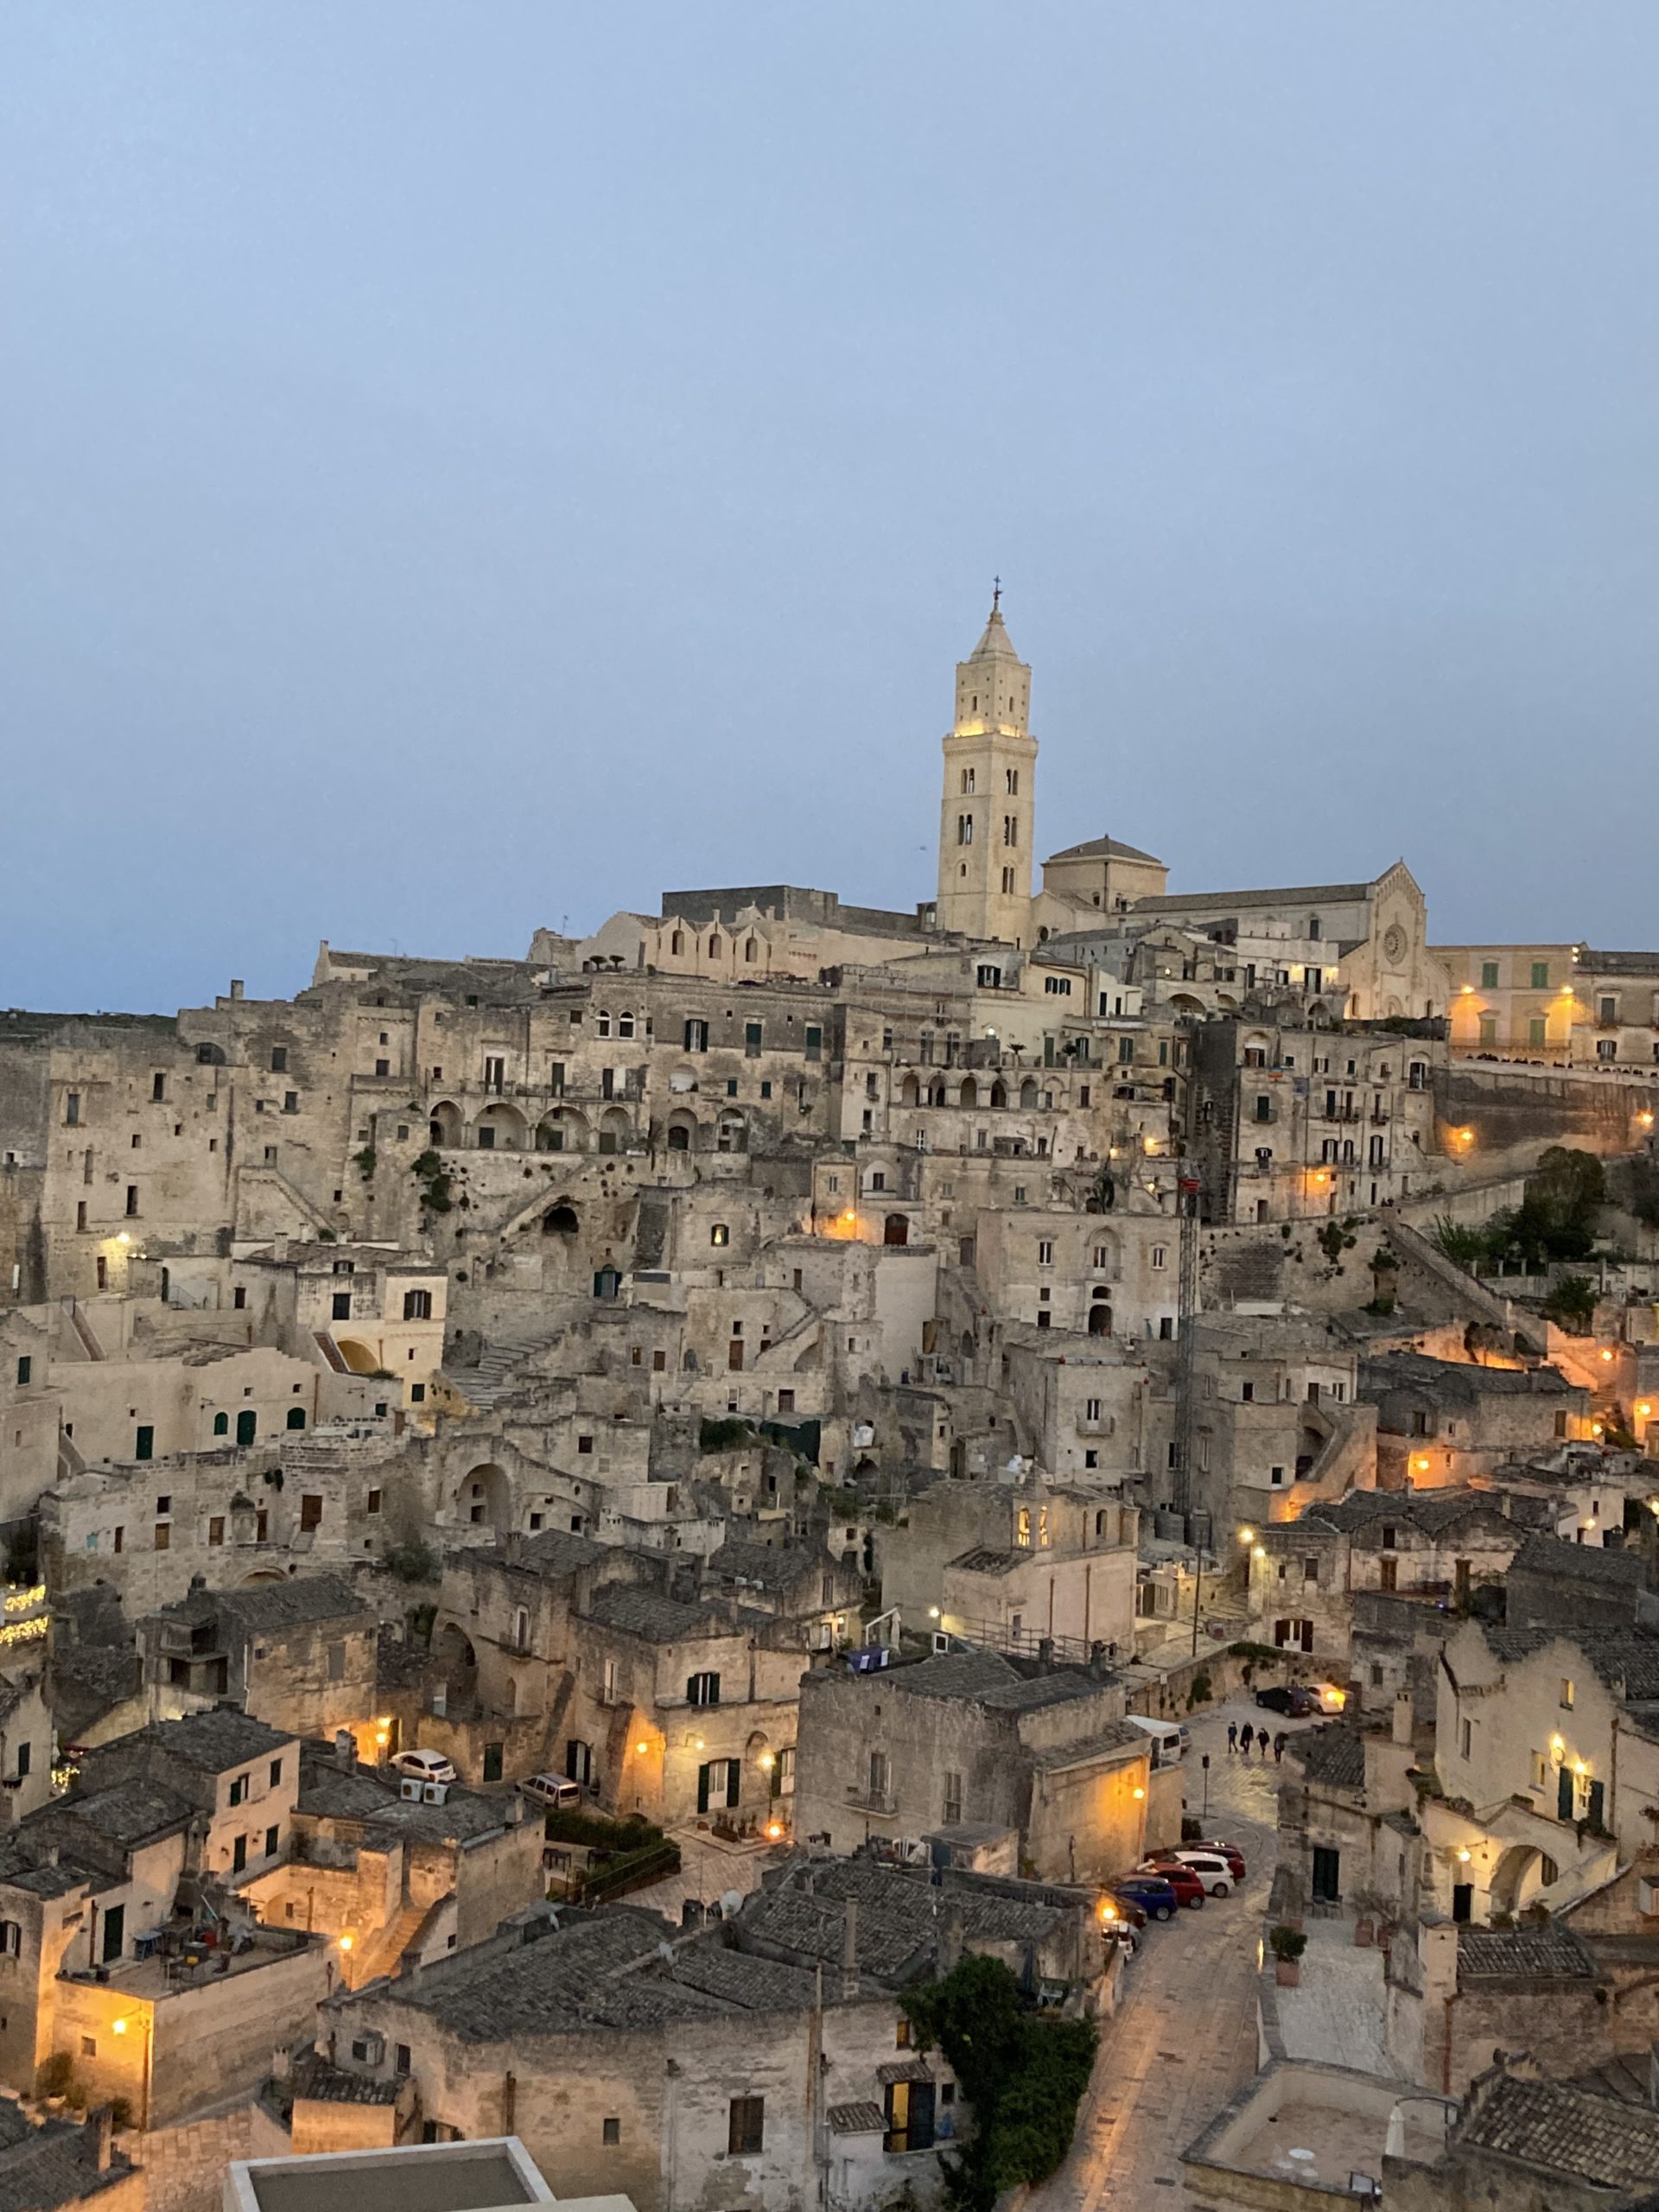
1226, 1721, 1238, 1755
1274, 1732, 1287, 1764
1240, 1722, 1255, 1755
1261, 1730, 1272, 1759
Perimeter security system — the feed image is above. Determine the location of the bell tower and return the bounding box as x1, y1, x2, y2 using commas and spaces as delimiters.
935, 588, 1038, 944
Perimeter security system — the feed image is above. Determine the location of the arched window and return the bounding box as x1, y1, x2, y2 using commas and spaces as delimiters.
671, 931, 684, 955
618, 1012, 635, 1039
711, 1224, 730, 1248
708, 936, 721, 958
213, 1412, 229, 1437
514, 1607, 531, 1653
744, 939, 756, 962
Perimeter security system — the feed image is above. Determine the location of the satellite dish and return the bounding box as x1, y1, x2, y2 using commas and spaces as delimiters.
721, 1889, 744, 1920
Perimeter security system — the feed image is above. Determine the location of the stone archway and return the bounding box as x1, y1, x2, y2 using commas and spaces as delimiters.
459, 1462, 512, 1532
474, 1102, 530, 1152
434, 1622, 477, 1699
1490, 1843, 1560, 1916
1088, 1303, 1112, 1337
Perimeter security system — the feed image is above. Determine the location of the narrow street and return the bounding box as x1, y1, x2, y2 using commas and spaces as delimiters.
1032, 1696, 1325, 2210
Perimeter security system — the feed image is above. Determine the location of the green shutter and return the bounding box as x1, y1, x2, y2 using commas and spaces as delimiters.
134, 1427, 153, 1462
697, 1763, 711, 1815
727, 1760, 741, 1809
1558, 1764, 1574, 1821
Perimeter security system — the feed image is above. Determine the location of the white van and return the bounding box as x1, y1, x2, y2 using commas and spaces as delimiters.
1125, 1715, 1190, 1769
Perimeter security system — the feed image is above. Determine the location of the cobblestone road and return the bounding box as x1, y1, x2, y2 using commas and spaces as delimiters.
1031, 1696, 1325, 2210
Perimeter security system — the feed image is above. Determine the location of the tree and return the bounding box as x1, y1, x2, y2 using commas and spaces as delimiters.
902, 1954, 1098, 2212
1541, 1275, 1597, 1333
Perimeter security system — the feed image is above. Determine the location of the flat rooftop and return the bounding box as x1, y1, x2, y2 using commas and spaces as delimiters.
236, 2139, 553, 2212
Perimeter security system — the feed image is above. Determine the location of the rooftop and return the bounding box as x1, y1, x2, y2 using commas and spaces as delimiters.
1046, 835, 1164, 866
118, 1707, 296, 1774
1361, 1351, 1577, 1403
1457, 1925, 1598, 1985
151, 1573, 371, 1637
862, 1649, 1117, 1713
1459, 2070, 1659, 2190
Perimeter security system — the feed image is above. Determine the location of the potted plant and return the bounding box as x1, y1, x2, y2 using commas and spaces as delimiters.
1269, 1925, 1307, 1986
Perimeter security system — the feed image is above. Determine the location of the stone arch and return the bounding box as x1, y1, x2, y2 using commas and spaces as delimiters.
958, 1076, 978, 1109
990, 1078, 1008, 1109
535, 1120, 566, 1152
1169, 993, 1205, 1017
542, 1203, 580, 1236
1019, 1077, 1039, 1109
335, 1339, 379, 1376
434, 1622, 477, 1695
1088, 1302, 1113, 1337
665, 1109, 697, 1152
241, 1568, 286, 1586
429, 1101, 463, 1148
598, 1106, 633, 1154
1490, 1842, 1560, 1916
459, 1462, 512, 1532
928, 1079, 947, 1108
474, 1102, 529, 1152
899, 1074, 921, 1109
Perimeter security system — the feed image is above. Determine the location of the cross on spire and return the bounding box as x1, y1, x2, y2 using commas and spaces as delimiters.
991, 575, 1001, 613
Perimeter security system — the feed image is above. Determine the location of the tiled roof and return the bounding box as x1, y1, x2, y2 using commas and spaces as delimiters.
705, 1541, 830, 1594
1457, 1926, 1598, 1984
1028, 1724, 1149, 1772
0, 2129, 137, 2212
1046, 836, 1164, 866
828, 2102, 886, 2136
580, 1586, 753, 1644
1134, 880, 1373, 915
161, 1574, 369, 1635
1303, 1488, 1514, 1538
38, 1780, 194, 1851
1462, 2072, 1659, 2189
886, 1651, 1113, 1713
1510, 1532, 1644, 1586
1361, 1351, 1576, 1402
291, 2053, 404, 2106
1480, 1625, 1659, 1704
295, 1748, 511, 1844
128, 1708, 294, 1772
1290, 1724, 1366, 1790
946, 1548, 1023, 1577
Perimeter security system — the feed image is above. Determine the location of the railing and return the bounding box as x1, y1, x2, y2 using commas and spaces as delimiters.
844, 1785, 898, 1815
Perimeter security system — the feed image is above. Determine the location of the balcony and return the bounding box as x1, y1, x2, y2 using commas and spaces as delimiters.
844, 1783, 898, 1816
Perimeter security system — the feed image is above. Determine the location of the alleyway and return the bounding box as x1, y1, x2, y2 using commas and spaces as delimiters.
1031, 1695, 1326, 2209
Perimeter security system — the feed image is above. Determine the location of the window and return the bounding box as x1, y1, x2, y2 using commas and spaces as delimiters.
745, 1021, 763, 1058
1529, 1017, 1548, 1046
366, 1488, 383, 1516
1006, 766, 1019, 794
269, 1047, 288, 1073
684, 1019, 709, 1052
728, 2098, 765, 2157
1038, 1240, 1053, 1266
136, 1427, 155, 1463
1151, 1245, 1167, 1270
232, 1286, 246, 1311
957, 814, 974, 846
229, 1774, 248, 1807
1459, 1718, 1471, 1760
301, 1494, 322, 1531
125, 1185, 139, 1217
960, 767, 975, 793
208, 1516, 225, 1546
687, 1671, 721, 1707
282, 1091, 299, 1115
13, 1358, 28, 1389
710, 1224, 729, 1248
1303, 1556, 1319, 1583
1531, 962, 1550, 989
264, 1824, 280, 1858
602, 2119, 620, 2146
65, 1091, 80, 1127
1560, 1678, 1575, 1710
404, 1288, 432, 1320
804, 1026, 822, 1062
1481, 961, 1499, 988
1002, 814, 1017, 846
330, 1292, 353, 1323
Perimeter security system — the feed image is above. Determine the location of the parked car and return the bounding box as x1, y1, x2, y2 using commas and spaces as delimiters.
1111, 1874, 1181, 1923
1153, 1840, 1247, 1881
1099, 1890, 1147, 1931
390, 1748, 458, 1787
1150, 1849, 1234, 1897
1135, 1861, 1205, 1909
1254, 1684, 1322, 1717
520, 1772, 582, 1809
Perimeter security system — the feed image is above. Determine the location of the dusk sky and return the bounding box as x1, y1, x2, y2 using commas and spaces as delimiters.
5, 4, 1657, 1011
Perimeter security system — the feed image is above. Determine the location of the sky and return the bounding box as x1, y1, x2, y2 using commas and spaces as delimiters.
4, 4, 1657, 1012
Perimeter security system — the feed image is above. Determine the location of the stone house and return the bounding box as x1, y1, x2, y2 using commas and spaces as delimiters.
0, 2095, 142, 2212
75, 1708, 302, 1895
880, 1478, 1138, 1659
1387, 2056, 1659, 2210
242, 1736, 543, 1987
137, 1574, 380, 1742
792, 1649, 1151, 1882
1361, 1351, 1589, 1487
1185, 1313, 1370, 1538
1249, 1486, 1521, 1665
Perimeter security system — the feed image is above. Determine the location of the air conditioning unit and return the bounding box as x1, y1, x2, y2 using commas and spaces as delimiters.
399, 1777, 424, 1801
931, 1632, 950, 1656
423, 1781, 448, 1805
351, 2033, 385, 2065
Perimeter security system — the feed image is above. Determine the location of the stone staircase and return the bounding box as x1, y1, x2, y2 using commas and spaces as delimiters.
441, 1334, 561, 1410
346, 1896, 432, 1988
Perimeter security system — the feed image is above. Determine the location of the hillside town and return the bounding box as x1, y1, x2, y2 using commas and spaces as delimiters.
7, 601, 1659, 2212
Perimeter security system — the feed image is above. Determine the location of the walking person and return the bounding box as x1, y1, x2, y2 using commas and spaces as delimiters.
1274, 1732, 1287, 1764
1240, 1722, 1255, 1756
1261, 1729, 1272, 1758
1227, 1721, 1238, 1755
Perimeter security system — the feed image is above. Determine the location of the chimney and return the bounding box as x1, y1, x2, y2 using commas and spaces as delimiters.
841, 1898, 859, 2000
1037, 1637, 1055, 1673
1088, 1640, 1109, 1680
334, 1729, 356, 1771
504, 1532, 524, 1566
504, 1793, 524, 1827
88, 2107, 113, 2173
1392, 1690, 1414, 1747
939, 1904, 964, 1977
270, 2046, 292, 2084
229, 980, 244, 1001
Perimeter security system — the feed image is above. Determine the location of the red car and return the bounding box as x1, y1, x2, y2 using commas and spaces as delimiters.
1151, 1840, 1247, 1882
1136, 1859, 1205, 1909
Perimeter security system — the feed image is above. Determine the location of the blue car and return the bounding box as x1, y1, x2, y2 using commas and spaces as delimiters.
1112, 1873, 1181, 1923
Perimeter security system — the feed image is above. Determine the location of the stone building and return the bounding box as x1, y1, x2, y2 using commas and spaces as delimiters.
137, 1574, 380, 1741
792, 1649, 1151, 1881
1360, 1350, 1589, 1487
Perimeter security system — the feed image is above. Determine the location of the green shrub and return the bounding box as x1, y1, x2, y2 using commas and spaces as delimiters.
902, 1955, 1097, 2212
698, 1417, 754, 1452
1268, 1925, 1307, 1964
1541, 1276, 1597, 1333
384, 1540, 438, 1585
